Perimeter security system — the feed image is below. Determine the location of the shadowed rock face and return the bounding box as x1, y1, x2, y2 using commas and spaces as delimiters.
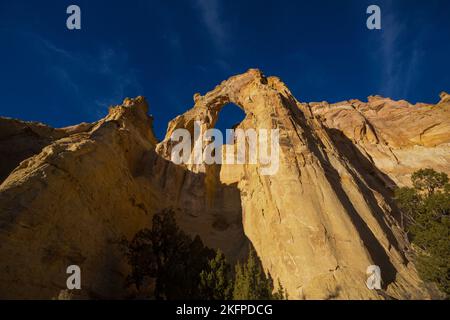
0, 69, 448, 299
0, 118, 94, 183
0, 97, 247, 299
0, 98, 158, 298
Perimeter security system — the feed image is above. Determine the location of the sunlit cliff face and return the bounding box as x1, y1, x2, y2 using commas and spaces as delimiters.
0, 69, 448, 299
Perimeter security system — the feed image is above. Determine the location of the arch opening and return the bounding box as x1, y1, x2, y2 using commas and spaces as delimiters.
213, 103, 246, 145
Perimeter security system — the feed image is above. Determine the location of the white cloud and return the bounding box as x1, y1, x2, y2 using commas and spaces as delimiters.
28, 33, 142, 118
194, 0, 229, 51
378, 4, 423, 99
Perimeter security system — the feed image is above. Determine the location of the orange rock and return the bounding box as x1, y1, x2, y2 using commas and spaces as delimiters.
1, 70, 447, 299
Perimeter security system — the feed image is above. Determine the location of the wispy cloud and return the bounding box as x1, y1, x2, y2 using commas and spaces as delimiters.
193, 0, 229, 51
378, 3, 423, 99
95, 47, 143, 110
28, 33, 142, 119
39, 37, 77, 61
50, 66, 80, 94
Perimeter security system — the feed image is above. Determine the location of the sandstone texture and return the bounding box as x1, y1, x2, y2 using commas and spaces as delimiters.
0, 69, 448, 299
0, 99, 157, 298
311, 94, 450, 187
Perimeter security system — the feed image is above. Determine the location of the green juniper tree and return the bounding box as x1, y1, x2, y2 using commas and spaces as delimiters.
273, 279, 288, 300
395, 169, 450, 297
123, 209, 214, 299
411, 168, 449, 196
199, 249, 233, 300
233, 246, 286, 300
124, 210, 288, 300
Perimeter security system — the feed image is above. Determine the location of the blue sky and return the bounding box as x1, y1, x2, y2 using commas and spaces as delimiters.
0, 0, 449, 140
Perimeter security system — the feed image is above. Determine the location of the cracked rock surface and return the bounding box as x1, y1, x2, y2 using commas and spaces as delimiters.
0, 70, 448, 299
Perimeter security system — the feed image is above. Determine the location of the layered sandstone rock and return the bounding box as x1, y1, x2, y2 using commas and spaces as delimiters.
157, 69, 446, 299
0, 98, 158, 298
0, 69, 448, 299
0, 97, 247, 299
311, 94, 450, 187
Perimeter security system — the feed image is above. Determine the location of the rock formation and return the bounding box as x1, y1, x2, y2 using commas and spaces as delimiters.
0, 99, 158, 298
311, 94, 450, 187
0, 69, 448, 299
0, 118, 93, 183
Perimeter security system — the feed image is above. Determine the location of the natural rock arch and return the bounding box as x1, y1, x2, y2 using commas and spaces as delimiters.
156, 69, 431, 299
0, 69, 444, 299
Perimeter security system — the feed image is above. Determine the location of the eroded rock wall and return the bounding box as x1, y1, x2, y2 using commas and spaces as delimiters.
311, 94, 450, 187
158, 69, 443, 299
0, 70, 448, 299
0, 98, 158, 298
0, 97, 247, 299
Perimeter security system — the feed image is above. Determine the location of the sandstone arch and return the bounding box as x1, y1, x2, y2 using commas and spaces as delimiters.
1, 69, 446, 299
156, 69, 432, 299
